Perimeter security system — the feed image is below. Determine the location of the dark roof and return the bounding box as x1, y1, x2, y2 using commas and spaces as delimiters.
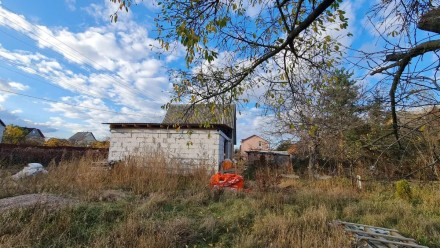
162, 104, 236, 145
162, 104, 235, 129
241, 135, 268, 143
22, 127, 45, 138
68, 132, 96, 142
104, 104, 237, 145
104, 123, 231, 130
0, 119, 5, 127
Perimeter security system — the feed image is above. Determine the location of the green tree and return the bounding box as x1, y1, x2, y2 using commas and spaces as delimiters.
3, 125, 26, 144
111, 0, 349, 107
366, 2, 439, 147
266, 69, 363, 175
276, 140, 292, 151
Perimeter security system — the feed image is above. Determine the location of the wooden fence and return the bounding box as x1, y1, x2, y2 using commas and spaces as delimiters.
0, 144, 108, 167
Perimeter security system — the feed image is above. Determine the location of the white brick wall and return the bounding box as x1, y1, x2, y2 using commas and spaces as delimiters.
109, 129, 222, 171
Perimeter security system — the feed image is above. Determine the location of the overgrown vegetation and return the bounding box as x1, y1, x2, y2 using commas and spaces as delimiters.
1, 155, 439, 247
0, 144, 107, 167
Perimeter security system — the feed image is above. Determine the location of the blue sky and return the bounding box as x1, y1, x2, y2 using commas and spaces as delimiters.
0, 0, 406, 144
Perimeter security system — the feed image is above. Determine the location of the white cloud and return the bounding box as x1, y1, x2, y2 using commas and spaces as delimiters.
45, 95, 163, 139
0, 5, 174, 103
0, 80, 30, 102
140, 0, 160, 10
11, 109, 22, 114
0, 2, 183, 139
0, 94, 8, 102
8, 81, 29, 91
65, 0, 76, 11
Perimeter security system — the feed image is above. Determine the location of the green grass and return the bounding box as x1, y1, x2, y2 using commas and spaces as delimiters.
0, 157, 439, 247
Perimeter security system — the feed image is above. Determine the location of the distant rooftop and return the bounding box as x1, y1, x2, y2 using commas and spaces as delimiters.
69, 132, 96, 142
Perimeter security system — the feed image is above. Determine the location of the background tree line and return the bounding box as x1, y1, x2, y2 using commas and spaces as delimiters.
2, 125, 109, 148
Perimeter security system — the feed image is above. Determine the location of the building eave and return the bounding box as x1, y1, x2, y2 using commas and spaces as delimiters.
103, 122, 232, 131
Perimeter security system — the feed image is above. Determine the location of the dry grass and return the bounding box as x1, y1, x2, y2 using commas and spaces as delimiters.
0, 155, 439, 247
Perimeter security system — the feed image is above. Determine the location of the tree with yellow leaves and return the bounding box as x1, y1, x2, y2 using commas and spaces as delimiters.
44, 138, 72, 147
3, 125, 26, 144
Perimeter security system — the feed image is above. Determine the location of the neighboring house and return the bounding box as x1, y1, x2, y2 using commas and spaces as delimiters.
239, 135, 270, 159
0, 119, 5, 143
22, 127, 45, 144
69, 132, 97, 146
105, 104, 236, 172
246, 150, 292, 168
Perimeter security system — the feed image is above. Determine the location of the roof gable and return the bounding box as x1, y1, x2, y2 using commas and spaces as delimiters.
162, 104, 236, 145
69, 132, 96, 142
0, 119, 5, 127
22, 127, 45, 138
162, 104, 236, 129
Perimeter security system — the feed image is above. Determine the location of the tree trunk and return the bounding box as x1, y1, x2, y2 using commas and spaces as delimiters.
308, 141, 319, 178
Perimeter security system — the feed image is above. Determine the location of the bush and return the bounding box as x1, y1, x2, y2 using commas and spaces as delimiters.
395, 179, 412, 201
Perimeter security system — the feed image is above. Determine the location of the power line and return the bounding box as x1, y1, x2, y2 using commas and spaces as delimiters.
0, 7, 164, 103
0, 23, 163, 115
0, 59, 160, 116
0, 88, 158, 118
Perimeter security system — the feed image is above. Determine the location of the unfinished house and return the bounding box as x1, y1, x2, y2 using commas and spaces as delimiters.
105, 104, 236, 172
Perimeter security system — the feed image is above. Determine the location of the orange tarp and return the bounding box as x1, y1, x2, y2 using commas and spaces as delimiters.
209, 173, 244, 190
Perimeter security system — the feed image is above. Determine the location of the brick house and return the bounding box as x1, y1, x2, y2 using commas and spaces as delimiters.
239, 135, 270, 159
105, 104, 236, 172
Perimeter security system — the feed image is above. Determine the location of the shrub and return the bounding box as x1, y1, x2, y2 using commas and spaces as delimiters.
395, 179, 412, 201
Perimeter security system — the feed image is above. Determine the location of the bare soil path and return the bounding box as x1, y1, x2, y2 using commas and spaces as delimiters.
0, 193, 78, 211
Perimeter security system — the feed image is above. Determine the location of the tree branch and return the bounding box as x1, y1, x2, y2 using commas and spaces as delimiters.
385, 39, 440, 62
194, 0, 337, 101
371, 39, 440, 75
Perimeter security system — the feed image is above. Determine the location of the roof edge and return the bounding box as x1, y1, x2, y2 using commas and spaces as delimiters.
103, 122, 232, 130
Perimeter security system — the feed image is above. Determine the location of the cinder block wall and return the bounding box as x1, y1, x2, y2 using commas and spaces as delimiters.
109, 128, 221, 171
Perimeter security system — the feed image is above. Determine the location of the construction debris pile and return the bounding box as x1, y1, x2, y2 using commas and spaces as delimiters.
12, 163, 47, 180
333, 220, 428, 248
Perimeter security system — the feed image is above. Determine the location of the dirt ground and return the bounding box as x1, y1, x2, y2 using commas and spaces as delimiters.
0, 193, 78, 211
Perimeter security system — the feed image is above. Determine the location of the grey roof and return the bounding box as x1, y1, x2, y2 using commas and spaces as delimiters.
162, 104, 236, 129
68, 132, 96, 142
162, 104, 236, 145
22, 127, 45, 138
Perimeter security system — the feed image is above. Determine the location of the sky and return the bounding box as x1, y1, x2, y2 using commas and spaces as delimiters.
0, 0, 408, 145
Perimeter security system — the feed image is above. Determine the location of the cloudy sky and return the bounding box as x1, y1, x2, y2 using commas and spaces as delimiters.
0, 0, 396, 144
